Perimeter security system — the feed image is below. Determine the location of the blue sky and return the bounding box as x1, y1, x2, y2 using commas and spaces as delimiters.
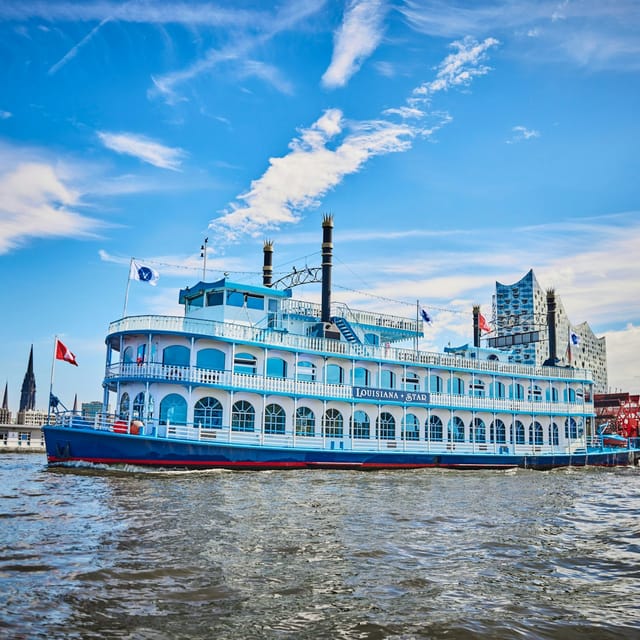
0, 0, 639, 413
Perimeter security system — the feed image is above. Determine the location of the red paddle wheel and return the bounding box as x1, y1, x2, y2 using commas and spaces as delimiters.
615, 399, 640, 438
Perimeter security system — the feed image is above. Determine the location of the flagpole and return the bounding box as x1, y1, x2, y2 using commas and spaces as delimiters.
47, 336, 57, 425
123, 257, 133, 317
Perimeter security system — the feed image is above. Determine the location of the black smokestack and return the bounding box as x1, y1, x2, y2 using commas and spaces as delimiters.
472, 305, 481, 348
321, 214, 333, 324
546, 288, 557, 364
262, 240, 273, 287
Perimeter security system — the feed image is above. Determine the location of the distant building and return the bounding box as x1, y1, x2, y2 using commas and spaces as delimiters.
82, 401, 105, 419
19, 345, 36, 413
490, 269, 607, 392
0, 382, 10, 424
16, 409, 54, 426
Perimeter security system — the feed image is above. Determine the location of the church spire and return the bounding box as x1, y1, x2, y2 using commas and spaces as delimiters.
2, 382, 7, 410
19, 345, 36, 412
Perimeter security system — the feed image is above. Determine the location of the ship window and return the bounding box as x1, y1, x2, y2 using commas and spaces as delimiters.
323, 408, 343, 437
491, 419, 506, 444
163, 345, 190, 367
266, 357, 287, 378
546, 387, 559, 402
234, 353, 257, 375
515, 420, 525, 444
381, 369, 395, 389
227, 291, 264, 310
402, 413, 420, 441
295, 407, 315, 437
119, 392, 130, 419
403, 373, 420, 391
530, 421, 544, 445
194, 397, 223, 429
428, 415, 443, 441
510, 383, 525, 400
188, 293, 204, 308
264, 404, 286, 434
296, 361, 316, 382
197, 348, 225, 370
528, 385, 542, 402
364, 333, 379, 346
565, 417, 578, 439
448, 416, 465, 442
429, 375, 443, 393
564, 388, 576, 403
352, 367, 370, 387
232, 400, 255, 432
491, 381, 505, 399
268, 299, 278, 313
377, 412, 396, 440
326, 364, 344, 385
449, 377, 465, 395
123, 346, 134, 364
132, 392, 145, 420
159, 393, 187, 426
470, 380, 485, 398
351, 410, 370, 439
206, 291, 224, 306
551, 422, 559, 445
472, 417, 486, 443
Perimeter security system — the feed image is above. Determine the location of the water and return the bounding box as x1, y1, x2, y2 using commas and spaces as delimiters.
2, 454, 640, 639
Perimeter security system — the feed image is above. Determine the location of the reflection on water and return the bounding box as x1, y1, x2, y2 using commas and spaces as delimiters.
1, 454, 640, 639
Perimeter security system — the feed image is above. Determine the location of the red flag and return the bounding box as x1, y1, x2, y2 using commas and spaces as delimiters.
478, 313, 491, 333
56, 339, 78, 366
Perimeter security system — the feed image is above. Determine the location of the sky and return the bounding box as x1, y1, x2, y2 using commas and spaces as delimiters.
0, 0, 639, 414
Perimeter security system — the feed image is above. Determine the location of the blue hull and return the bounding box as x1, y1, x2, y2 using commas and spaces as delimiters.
43, 426, 640, 471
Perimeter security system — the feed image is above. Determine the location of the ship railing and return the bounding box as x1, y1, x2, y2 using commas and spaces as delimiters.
108, 315, 591, 382
104, 362, 594, 415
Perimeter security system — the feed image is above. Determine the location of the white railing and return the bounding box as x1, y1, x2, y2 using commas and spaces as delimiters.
108, 315, 592, 383
105, 363, 593, 415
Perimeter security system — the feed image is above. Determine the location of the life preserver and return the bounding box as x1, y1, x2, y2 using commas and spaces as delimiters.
130, 420, 144, 435
113, 420, 128, 434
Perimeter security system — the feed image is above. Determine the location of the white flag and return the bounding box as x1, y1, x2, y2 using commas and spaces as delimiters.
130, 260, 159, 286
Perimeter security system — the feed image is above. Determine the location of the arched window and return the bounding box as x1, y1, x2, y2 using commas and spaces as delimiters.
234, 353, 257, 375
564, 388, 577, 403
565, 417, 578, 439
159, 393, 187, 425
472, 417, 486, 443
514, 420, 525, 444
323, 408, 343, 437
351, 410, 370, 439
232, 400, 255, 432
196, 348, 225, 370
491, 381, 505, 399
326, 364, 344, 385
266, 357, 287, 378
132, 392, 145, 420
380, 369, 395, 389
470, 380, 486, 398
449, 377, 465, 395
532, 421, 544, 445
296, 407, 315, 437
510, 383, 525, 400
296, 361, 316, 382
163, 345, 190, 367
528, 385, 542, 402
402, 413, 420, 440
448, 416, 465, 442
264, 403, 286, 434
428, 415, 443, 441
352, 367, 371, 387
119, 392, 130, 419
429, 375, 443, 393
123, 347, 134, 364
377, 412, 396, 440
491, 419, 507, 444
551, 422, 559, 445
546, 387, 559, 402
194, 397, 223, 429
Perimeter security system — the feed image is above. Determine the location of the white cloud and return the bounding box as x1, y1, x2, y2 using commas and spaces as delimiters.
48, 17, 111, 75
506, 125, 540, 143
322, 0, 388, 89
97, 131, 187, 171
0, 162, 103, 254
0, 110, 11, 119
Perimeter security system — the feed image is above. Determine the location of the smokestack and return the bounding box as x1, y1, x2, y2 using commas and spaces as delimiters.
262, 240, 273, 287
472, 305, 481, 348
546, 288, 557, 365
321, 214, 333, 324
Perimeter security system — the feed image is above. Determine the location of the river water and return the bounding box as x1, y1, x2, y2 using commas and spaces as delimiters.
1, 453, 640, 639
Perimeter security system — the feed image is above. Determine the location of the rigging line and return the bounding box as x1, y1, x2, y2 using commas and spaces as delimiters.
332, 255, 376, 292
332, 284, 468, 316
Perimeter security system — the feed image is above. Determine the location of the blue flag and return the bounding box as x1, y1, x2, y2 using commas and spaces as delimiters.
421, 308, 432, 324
